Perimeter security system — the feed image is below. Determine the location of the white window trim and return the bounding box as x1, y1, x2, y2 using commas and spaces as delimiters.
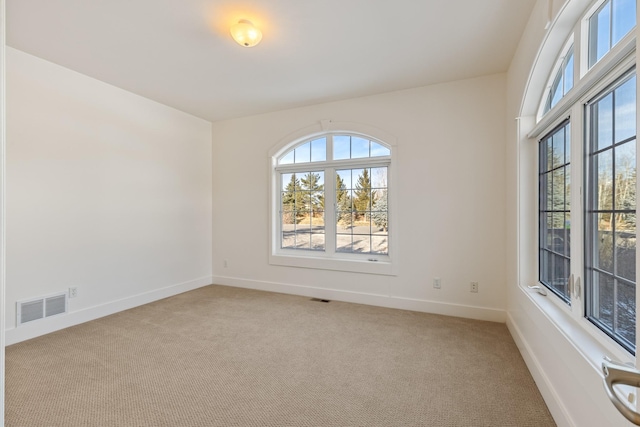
268, 120, 398, 276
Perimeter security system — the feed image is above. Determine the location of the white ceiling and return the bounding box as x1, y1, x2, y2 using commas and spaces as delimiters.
6, 0, 536, 122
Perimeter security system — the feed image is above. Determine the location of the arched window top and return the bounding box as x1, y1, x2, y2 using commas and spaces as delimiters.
278, 134, 391, 165
531, 0, 636, 128
540, 43, 574, 117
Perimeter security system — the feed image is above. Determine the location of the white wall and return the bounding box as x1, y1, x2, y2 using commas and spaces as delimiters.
5, 47, 213, 344
506, 0, 635, 425
1, 0, 6, 423
212, 74, 508, 321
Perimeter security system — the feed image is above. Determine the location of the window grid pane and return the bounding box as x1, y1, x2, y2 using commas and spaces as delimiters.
539, 121, 571, 302
586, 73, 636, 353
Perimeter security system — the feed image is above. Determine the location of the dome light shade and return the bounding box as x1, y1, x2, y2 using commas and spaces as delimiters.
230, 19, 262, 48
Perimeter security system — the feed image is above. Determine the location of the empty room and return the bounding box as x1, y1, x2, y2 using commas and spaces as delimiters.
1, 0, 639, 425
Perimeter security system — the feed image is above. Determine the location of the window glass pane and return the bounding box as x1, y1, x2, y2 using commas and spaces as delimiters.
595, 150, 614, 210
615, 140, 636, 210
337, 169, 352, 189
371, 142, 391, 157
616, 279, 636, 344
282, 227, 296, 249
294, 231, 311, 249
593, 272, 615, 328
541, 212, 553, 251
371, 167, 388, 188
311, 233, 325, 251
612, 0, 636, 45
590, 2, 612, 66
353, 168, 370, 213
371, 236, 388, 254
357, 237, 372, 254
564, 50, 574, 93
552, 130, 566, 167
551, 169, 566, 210
294, 142, 311, 163
540, 173, 550, 210
540, 250, 551, 284
310, 138, 327, 162
615, 214, 636, 281
596, 93, 614, 150
615, 76, 636, 143
550, 72, 563, 109
280, 150, 294, 165
281, 173, 293, 191
595, 212, 615, 273
545, 138, 554, 170
281, 173, 301, 211
351, 137, 370, 159
336, 235, 353, 253
333, 135, 351, 160
548, 254, 570, 297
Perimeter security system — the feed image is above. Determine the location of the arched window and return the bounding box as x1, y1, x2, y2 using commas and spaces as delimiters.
270, 128, 395, 275
529, 0, 636, 354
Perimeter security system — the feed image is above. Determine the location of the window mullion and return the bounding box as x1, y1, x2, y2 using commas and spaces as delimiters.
325, 167, 336, 255
570, 102, 585, 319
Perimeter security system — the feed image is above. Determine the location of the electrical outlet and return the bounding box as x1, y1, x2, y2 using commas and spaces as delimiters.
433, 278, 441, 289
223, 259, 228, 268
69, 287, 78, 298
470, 282, 479, 293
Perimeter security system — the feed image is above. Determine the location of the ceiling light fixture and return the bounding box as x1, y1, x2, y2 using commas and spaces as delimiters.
230, 19, 262, 48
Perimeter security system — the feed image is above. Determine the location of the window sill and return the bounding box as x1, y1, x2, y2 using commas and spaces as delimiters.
520, 283, 634, 372
269, 253, 397, 276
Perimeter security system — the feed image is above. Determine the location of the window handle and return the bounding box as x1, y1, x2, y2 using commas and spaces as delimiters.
573, 276, 581, 299
602, 357, 640, 425
568, 274, 574, 295
527, 285, 547, 296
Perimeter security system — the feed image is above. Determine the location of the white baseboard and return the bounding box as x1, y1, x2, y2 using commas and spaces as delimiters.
212, 275, 506, 322
5, 276, 213, 346
506, 311, 574, 427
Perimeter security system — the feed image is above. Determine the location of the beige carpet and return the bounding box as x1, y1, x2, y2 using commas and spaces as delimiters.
5, 285, 555, 426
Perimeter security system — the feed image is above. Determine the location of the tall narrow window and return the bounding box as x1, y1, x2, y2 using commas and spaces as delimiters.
539, 121, 571, 302
588, 0, 636, 68
586, 72, 636, 352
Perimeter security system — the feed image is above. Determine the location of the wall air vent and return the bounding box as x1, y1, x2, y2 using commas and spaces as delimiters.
17, 292, 68, 326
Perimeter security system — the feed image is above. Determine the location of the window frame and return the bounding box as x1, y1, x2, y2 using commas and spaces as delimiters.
584, 68, 637, 353
538, 119, 573, 304
268, 123, 398, 276
528, 0, 637, 359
